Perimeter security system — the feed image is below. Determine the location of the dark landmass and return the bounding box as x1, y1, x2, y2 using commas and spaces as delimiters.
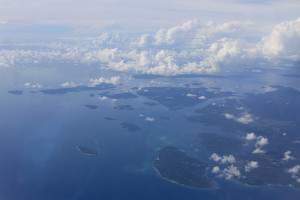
137, 87, 233, 110
235, 154, 300, 189
241, 86, 300, 122
187, 90, 300, 189
198, 133, 243, 154
153, 146, 213, 189
40, 83, 115, 95
104, 117, 116, 120
133, 74, 164, 79
105, 92, 138, 99
77, 146, 98, 155
280, 74, 300, 78
89, 94, 95, 97
114, 105, 134, 110
85, 104, 98, 109
144, 102, 159, 106
120, 122, 141, 132
8, 90, 23, 95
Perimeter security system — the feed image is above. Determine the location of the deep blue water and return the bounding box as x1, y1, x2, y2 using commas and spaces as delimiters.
1, 66, 300, 200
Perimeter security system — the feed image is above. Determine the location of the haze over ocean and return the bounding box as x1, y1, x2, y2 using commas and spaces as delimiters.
0, 1, 300, 200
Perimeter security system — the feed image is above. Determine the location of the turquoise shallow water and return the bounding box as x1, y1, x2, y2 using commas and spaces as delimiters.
0, 67, 300, 200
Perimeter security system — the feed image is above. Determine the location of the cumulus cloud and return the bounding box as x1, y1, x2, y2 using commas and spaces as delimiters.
212, 166, 221, 173
224, 113, 253, 124
224, 113, 235, 119
252, 147, 265, 154
220, 155, 236, 164
235, 113, 253, 124
282, 151, 295, 161
24, 82, 42, 88
210, 153, 222, 162
255, 137, 269, 147
198, 96, 207, 100
262, 18, 300, 60
60, 82, 78, 87
210, 153, 236, 164
89, 76, 120, 87
145, 117, 155, 122
245, 161, 259, 172
246, 132, 256, 140
222, 165, 241, 179
98, 96, 109, 101
287, 165, 300, 181
1, 18, 299, 75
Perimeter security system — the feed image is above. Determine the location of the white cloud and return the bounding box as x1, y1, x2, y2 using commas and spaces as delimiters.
256, 137, 269, 147
224, 112, 253, 124
264, 86, 278, 92
145, 117, 155, 122
222, 165, 241, 179
198, 96, 207, 100
1, 18, 300, 75
212, 166, 220, 173
252, 147, 265, 154
210, 153, 236, 164
98, 96, 109, 101
287, 165, 300, 180
282, 151, 295, 161
220, 155, 236, 164
224, 113, 235, 119
246, 132, 256, 140
262, 18, 300, 60
235, 113, 253, 124
186, 93, 197, 97
89, 76, 120, 87
60, 82, 78, 87
24, 82, 31, 87
245, 161, 259, 172
24, 82, 42, 88
210, 153, 222, 162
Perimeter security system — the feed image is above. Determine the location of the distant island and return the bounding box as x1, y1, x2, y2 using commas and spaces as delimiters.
114, 105, 134, 110
120, 122, 141, 132
77, 146, 98, 156
8, 90, 23, 95
85, 104, 98, 109
153, 146, 214, 189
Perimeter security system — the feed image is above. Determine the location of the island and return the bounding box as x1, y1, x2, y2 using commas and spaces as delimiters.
198, 133, 243, 154
104, 117, 116, 120
120, 122, 141, 132
77, 146, 98, 156
8, 90, 23, 95
153, 146, 214, 189
114, 105, 134, 110
85, 104, 98, 109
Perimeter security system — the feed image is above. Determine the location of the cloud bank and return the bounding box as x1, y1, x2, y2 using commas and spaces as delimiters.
1, 18, 300, 75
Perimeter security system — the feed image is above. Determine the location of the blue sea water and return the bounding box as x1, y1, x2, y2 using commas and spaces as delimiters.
1, 66, 300, 200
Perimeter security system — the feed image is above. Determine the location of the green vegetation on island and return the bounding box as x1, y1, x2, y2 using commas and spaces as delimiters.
153, 146, 213, 189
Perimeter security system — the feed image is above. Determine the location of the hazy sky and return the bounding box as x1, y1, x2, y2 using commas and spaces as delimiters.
1, 0, 300, 36
0, 0, 299, 75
